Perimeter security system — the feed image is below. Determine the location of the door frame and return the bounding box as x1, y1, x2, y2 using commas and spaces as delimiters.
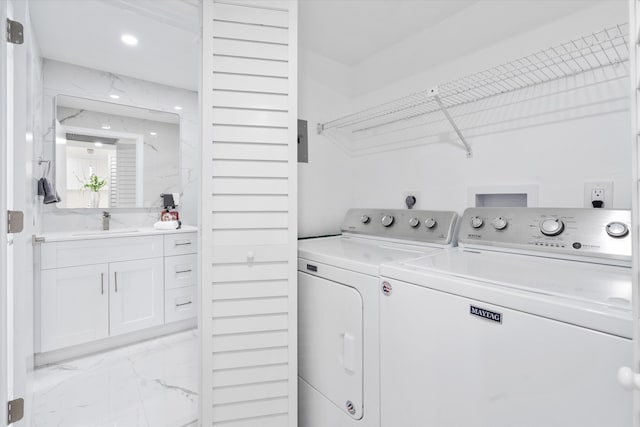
1, 0, 10, 422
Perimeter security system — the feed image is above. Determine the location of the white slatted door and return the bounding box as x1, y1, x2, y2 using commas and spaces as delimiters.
201, 1, 297, 426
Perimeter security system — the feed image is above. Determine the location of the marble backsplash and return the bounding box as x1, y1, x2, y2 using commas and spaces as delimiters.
37, 59, 199, 233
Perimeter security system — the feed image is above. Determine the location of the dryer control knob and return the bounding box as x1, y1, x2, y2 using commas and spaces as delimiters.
424, 218, 437, 229
492, 216, 508, 230
540, 218, 564, 236
606, 221, 628, 238
470, 216, 484, 228
360, 215, 370, 224
408, 217, 420, 228
381, 215, 395, 227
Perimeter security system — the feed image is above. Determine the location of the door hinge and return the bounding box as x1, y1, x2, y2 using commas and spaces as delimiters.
6, 18, 23, 45
7, 210, 24, 234
7, 398, 24, 424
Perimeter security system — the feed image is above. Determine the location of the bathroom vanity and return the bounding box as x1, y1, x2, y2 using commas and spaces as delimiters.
34, 226, 197, 364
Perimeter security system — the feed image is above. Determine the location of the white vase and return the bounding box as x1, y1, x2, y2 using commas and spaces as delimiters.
90, 191, 100, 208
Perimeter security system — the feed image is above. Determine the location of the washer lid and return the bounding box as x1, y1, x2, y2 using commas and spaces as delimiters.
381, 249, 632, 337
298, 235, 443, 276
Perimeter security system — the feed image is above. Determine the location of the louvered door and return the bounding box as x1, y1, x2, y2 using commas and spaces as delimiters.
201, 1, 297, 425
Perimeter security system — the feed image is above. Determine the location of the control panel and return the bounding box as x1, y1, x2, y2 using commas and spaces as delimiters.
458, 207, 631, 261
341, 209, 458, 245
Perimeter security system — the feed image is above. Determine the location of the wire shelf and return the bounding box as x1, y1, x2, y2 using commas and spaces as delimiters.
318, 23, 629, 156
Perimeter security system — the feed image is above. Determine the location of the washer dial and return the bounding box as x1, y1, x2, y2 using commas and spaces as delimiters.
606, 222, 628, 238
470, 216, 484, 229
381, 215, 395, 227
492, 216, 508, 230
408, 217, 420, 228
540, 218, 564, 236
424, 218, 437, 229
360, 215, 370, 224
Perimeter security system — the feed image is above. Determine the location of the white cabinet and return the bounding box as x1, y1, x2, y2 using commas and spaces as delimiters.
38, 230, 198, 354
40, 264, 109, 352
164, 233, 198, 323
109, 258, 164, 336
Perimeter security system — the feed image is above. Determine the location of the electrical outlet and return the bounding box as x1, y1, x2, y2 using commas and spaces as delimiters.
584, 181, 612, 208
591, 188, 604, 202
591, 188, 604, 208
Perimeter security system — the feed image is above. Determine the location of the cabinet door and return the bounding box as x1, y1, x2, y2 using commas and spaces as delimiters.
109, 258, 164, 336
41, 264, 109, 352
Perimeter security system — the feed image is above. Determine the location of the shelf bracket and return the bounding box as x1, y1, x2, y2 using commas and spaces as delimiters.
433, 93, 472, 158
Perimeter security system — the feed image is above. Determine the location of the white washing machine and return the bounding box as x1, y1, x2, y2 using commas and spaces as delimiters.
379, 207, 632, 427
298, 208, 459, 427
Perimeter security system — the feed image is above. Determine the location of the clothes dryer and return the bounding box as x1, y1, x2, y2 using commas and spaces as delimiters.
298, 208, 458, 427
379, 207, 632, 427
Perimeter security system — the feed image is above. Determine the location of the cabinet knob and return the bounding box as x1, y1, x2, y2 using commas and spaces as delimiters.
247, 251, 255, 261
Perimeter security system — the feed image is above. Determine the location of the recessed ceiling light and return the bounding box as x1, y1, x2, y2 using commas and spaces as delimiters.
109, 94, 120, 99
101, 124, 111, 130
94, 142, 103, 147
150, 131, 157, 136
174, 106, 183, 111
121, 34, 138, 46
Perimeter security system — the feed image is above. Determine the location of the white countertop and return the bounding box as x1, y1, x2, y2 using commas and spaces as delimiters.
37, 225, 198, 243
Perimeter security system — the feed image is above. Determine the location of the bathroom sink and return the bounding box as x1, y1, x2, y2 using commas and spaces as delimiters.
72, 229, 140, 237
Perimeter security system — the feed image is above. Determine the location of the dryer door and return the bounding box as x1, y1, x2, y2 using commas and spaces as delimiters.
298, 272, 363, 419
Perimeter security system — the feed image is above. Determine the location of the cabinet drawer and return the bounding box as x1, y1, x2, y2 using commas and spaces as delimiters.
165, 254, 198, 290
41, 235, 163, 269
164, 233, 197, 256
166, 286, 197, 323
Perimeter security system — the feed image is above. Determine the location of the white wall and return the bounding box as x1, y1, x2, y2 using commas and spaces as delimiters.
298, 48, 354, 237
38, 60, 199, 231
299, 1, 631, 226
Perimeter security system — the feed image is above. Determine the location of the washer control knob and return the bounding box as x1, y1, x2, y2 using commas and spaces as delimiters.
540, 218, 564, 236
606, 221, 629, 238
492, 216, 508, 230
408, 217, 420, 228
360, 215, 370, 224
470, 216, 484, 228
424, 218, 437, 229
381, 215, 395, 227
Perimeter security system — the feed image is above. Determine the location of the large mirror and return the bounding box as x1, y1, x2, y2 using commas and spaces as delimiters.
55, 95, 181, 209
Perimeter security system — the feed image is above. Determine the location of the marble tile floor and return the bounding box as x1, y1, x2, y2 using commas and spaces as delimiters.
33, 330, 199, 427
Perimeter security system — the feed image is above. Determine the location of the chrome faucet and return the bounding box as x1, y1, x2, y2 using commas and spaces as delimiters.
102, 211, 111, 231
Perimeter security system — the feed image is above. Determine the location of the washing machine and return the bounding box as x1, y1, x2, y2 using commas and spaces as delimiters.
379, 207, 632, 427
298, 208, 459, 427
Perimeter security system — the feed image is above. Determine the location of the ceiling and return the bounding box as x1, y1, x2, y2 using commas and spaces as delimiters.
29, 0, 606, 94
299, 0, 476, 65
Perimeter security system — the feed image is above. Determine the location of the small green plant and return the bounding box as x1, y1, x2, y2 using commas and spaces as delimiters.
83, 174, 106, 192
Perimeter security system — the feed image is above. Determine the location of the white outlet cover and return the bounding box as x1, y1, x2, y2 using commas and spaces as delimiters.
583, 181, 613, 208
402, 190, 421, 209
